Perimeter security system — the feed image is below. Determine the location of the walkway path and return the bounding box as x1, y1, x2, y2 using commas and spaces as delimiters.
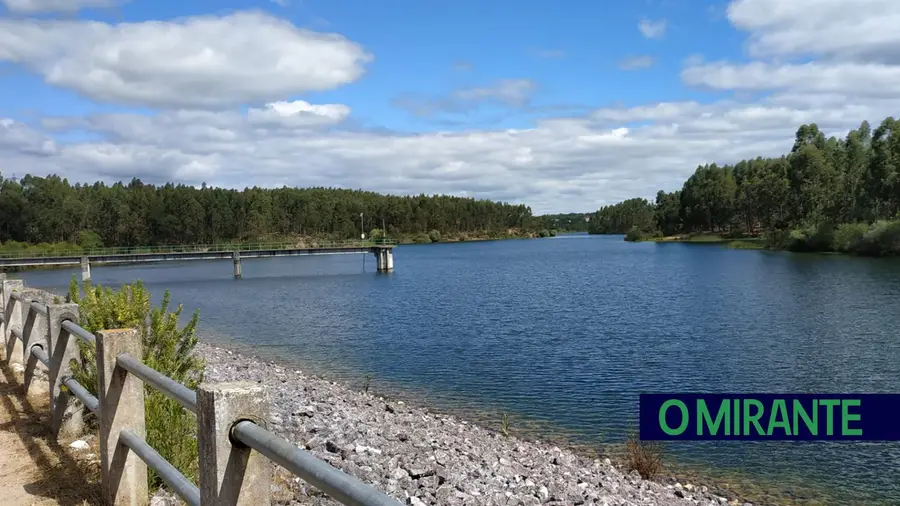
0, 362, 101, 506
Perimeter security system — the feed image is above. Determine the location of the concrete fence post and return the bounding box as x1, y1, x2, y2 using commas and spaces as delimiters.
47, 303, 83, 439
96, 328, 148, 506
1, 279, 24, 366
197, 382, 271, 506
21, 291, 51, 394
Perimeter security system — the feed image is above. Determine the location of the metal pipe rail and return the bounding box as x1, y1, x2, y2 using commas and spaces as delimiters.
30, 345, 50, 368
119, 430, 201, 506
116, 353, 198, 414
30, 302, 49, 316
61, 319, 95, 345
63, 376, 100, 414
232, 421, 403, 506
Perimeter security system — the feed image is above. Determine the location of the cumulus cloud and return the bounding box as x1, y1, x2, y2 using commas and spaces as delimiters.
4, 1, 900, 213
619, 55, 655, 70
0, 11, 371, 108
1, 0, 116, 13
638, 18, 667, 39
728, 0, 900, 62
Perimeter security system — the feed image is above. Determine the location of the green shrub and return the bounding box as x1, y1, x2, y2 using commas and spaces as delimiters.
68, 277, 203, 488
538, 229, 551, 238
428, 229, 441, 243
831, 223, 869, 252
77, 230, 104, 250
413, 233, 432, 244
624, 226, 646, 242
858, 220, 900, 256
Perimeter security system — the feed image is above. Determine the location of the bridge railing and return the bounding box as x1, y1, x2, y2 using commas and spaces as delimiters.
0, 238, 399, 259
0, 277, 402, 506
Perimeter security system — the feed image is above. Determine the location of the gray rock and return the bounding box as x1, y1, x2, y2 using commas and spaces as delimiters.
197, 342, 756, 506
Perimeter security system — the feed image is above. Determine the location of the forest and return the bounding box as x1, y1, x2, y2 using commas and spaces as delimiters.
588, 117, 900, 255
0, 178, 541, 249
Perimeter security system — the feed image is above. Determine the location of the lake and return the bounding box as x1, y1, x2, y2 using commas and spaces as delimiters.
18, 234, 900, 504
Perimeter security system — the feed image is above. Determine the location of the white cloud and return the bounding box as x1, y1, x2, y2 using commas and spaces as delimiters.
0, 11, 371, 108
638, 18, 667, 39
728, 0, 900, 62
619, 55, 656, 70
1, 0, 116, 13
247, 100, 351, 128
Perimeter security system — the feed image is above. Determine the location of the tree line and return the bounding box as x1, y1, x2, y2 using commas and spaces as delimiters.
588, 117, 900, 255
0, 176, 539, 247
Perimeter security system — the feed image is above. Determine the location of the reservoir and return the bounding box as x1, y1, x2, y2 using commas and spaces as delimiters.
18, 234, 900, 504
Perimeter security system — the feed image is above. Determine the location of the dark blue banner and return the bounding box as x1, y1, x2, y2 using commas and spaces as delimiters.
639, 394, 900, 441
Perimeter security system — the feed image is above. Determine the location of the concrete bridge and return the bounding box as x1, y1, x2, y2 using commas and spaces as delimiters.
0, 240, 397, 280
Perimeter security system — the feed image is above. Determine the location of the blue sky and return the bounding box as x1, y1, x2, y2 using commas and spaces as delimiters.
0, 0, 896, 213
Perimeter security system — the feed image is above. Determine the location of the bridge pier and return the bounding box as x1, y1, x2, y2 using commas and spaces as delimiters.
233, 251, 242, 279
372, 247, 394, 272
80, 256, 91, 282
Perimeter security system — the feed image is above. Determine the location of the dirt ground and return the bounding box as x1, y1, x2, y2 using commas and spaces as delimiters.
0, 360, 102, 506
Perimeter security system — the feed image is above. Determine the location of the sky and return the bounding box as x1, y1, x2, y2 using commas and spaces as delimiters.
0, 0, 898, 214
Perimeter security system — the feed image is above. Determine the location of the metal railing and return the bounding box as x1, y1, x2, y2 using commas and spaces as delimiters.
0, 279, 403, 506
0, 238, 398, 260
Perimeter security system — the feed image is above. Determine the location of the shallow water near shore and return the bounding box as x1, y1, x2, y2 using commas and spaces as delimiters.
18, 233, 900, 505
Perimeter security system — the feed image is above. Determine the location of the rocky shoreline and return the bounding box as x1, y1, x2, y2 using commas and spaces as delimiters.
199, 342, 753, 506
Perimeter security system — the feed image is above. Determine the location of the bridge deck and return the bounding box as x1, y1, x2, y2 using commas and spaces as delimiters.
0, 242, 395, 268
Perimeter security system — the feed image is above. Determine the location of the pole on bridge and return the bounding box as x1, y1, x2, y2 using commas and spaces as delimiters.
80, 256, 91, 282
233, 251, 242, 280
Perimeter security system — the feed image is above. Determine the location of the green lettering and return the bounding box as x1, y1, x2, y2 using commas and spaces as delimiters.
743, 399, 765, 435
793, 399, 818, 436
659, 400, 689, 436
767, 399, 791, 436
819, 399, 840, 435
733, 398, 740, 435
841, 399, 862, 436
698, 399, 730, 436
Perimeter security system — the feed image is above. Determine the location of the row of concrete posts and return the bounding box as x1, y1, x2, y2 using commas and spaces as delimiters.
0, 276, 272, 505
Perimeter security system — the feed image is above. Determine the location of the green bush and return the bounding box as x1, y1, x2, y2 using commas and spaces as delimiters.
831, 223, 869, 252
538, 229, 551, 238
77, 230, 104, 250
428, 229, 441, 243
68, 277, 203, 488
413, 233, 432, 244
624, 226, 645, 242
858, 220, 900, 256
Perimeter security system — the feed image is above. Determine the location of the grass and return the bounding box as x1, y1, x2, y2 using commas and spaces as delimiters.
623, 429, 664, 479
500, 413, 510, 437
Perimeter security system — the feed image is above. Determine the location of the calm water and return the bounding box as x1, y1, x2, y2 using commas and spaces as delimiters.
19, 235, 900, 504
